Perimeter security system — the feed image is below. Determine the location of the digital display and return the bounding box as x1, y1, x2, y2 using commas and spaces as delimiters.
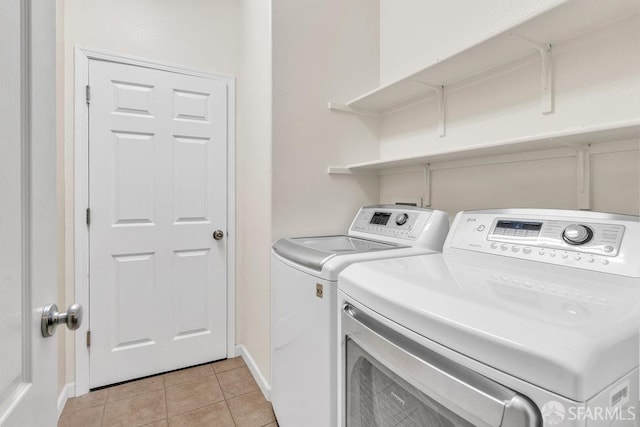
494, 220, 542, 237
370, 212, 391, 225
496, 221, 542, 231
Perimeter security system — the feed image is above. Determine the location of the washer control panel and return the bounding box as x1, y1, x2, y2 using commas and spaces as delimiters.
487, 218, 624, 257
348, 205, 450, 250
446, 209, 640, 278
350, 206, 430, 240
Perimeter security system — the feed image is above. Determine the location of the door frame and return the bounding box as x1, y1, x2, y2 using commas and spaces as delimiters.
73, 46, 236, 396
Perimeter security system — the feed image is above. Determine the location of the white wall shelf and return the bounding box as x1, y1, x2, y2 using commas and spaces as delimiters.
327, 121, 640, 175
328, 0, 639, 122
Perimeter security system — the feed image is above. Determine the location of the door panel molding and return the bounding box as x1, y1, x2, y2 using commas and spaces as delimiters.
73, 47, 236, 396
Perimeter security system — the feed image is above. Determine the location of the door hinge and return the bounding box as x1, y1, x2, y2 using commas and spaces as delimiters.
85, 85, 91, 104
86, 207, 91, 226
86, 330, 91, 347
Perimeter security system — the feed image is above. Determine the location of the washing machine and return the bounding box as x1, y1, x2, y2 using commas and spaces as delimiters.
338, 208, 640, 427
271, 205, 450, 427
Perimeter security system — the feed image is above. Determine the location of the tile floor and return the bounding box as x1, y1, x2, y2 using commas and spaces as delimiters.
58, 357, 278, 427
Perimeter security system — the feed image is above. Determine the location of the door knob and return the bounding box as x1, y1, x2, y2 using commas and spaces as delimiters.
41, 303, 83, 337
213, 230, 224, 240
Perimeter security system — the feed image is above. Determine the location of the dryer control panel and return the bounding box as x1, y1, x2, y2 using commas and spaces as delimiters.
349, 205, 449, 250
445, 209, 640, 278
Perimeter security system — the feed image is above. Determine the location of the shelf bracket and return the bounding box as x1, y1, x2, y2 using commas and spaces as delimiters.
327, 102, 380, 117
327, 167, 353, 175
423, 164, 432, 207
576, 145, 591, 210
411, 82, 445, 137
510, 34, 553, 115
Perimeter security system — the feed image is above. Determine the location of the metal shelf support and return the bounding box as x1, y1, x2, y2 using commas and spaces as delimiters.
412, 82, 446, 137
423, 164, 432, 207
511, 34, 553, 114
576, 145, 591, 210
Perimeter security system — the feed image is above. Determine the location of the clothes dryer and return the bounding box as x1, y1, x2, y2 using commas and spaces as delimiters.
338, 209, 640, 427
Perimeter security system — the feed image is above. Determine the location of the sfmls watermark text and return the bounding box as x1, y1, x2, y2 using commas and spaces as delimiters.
542, 400, 637, 425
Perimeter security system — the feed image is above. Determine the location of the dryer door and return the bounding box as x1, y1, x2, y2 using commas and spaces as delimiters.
342, 304, 540, 427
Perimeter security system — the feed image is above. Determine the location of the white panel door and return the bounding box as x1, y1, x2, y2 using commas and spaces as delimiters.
88, 59, 229, 388
0, 0, 57, 425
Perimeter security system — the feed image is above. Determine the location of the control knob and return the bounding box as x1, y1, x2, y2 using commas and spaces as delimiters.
395, 213, 409, 226
562, 224, 593, 245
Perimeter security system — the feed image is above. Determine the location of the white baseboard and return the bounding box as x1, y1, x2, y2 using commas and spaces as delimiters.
235, 344, 271, 401
57, 382, 75, 419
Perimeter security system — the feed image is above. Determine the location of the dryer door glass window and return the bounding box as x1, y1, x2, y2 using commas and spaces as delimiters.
346, 339, 474, 427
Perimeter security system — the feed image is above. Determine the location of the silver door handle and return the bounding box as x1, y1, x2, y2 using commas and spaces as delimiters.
213, 230, 224, 240
41, 303, 83, 337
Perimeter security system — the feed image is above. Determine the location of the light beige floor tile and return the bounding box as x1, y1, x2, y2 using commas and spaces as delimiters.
61, 388, 109, 414
217, 366, 258, 399
103, 388, 166, 426
58, 405, 104, 427
107, 375, 165, 402
211, 356, 245, 374
262, 422, 278, 427
227, 390, 276, 427
165, 375, 224, 417
168, 401, 235, 427
164, 364, 214, 386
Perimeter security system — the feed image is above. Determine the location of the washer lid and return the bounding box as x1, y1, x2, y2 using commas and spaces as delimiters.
272, 235, 404, 271
339, 253, 640, 401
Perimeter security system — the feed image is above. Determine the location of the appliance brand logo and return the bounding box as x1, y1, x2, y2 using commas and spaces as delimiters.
541, 401, 566, 425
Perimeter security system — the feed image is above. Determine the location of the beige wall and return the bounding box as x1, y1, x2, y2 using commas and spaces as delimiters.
235, 0, 272, 386
59, 0, 242, 392
377, 4, 640, 217
379, 0, 564, 85
272, 0, 380, 237
380, 144, 640, 216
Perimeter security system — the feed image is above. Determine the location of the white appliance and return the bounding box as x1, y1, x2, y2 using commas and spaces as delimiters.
271, 205, 450, 427
338, 209, 640, 427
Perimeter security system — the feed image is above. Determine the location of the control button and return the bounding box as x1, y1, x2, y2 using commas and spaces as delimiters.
523, 247, 532, 254
523, 282, 532, 288
538, 250, 545, 255
476, 224, 486, 232
574, 255, 582, 261
490, 243, 499, 249
511, 246, 520, 253
550, 252, 557, 258
562, 224, 594, 245
500, 244, 509, 251
604, 245, 614, 253
561, 253, 569, 259
587, 257, 595, 263
395, 213, 409, 226
602, 259, 610, 265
